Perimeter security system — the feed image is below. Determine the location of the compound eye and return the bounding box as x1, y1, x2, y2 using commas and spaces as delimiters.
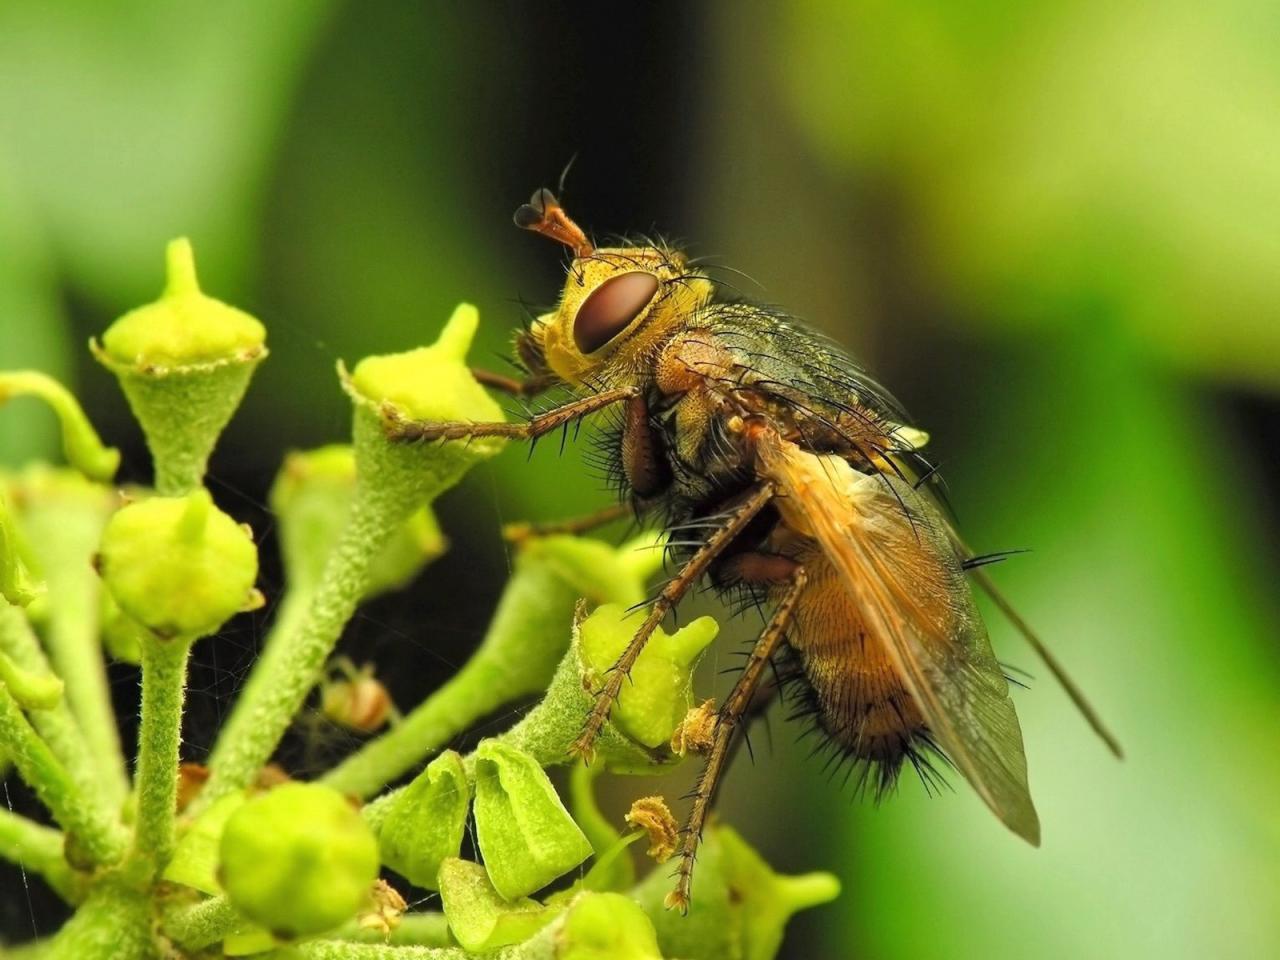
573, 272, 660, 353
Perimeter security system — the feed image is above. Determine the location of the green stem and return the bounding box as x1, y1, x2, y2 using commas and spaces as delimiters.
289, 943, 472, 960
0, 684, 126, 865
132, 636, 192, 873
162, 894, 245, 951
42, 880, 153, 960
333, 912, 452, 947
0, 808, 78, 901
20, 494, 129, 806
0, 604, 119, 821
195, 481, 398, 814
322, 654, 514, 799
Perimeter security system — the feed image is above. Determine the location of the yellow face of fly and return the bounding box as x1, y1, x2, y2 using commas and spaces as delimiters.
512, 189, 712, 386
534, 247, 713, 385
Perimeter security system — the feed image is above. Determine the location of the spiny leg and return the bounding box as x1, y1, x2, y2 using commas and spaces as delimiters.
667, 564, 808, 912
470, 367, 557, 398
570, 483, 777, 761
385, 385, 639, 442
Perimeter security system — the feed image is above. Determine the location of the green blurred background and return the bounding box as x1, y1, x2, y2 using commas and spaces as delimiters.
1, 2, 1278, 957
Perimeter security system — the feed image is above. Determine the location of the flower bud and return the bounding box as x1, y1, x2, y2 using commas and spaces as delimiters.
341, 303, 507, 498
376, 750, 470, 889
558, 892, 663, 960
269, 444, 446, 597
437, 857, 558, 953
92, 238, 266, 494
634, 823, 840, 960
0, 493, 41, 607
219, 783, 379, 938
472, 739, 592, 900
719, 825, 840, 960
579, 604, 718, 748
319, 661, 395, 733
163, 791, 246, 895
98, 489, 260, 641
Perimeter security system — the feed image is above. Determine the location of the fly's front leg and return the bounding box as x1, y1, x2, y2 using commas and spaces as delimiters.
384, 386, 639, 443
666, 563, 807, 913
569, 483, 776, 762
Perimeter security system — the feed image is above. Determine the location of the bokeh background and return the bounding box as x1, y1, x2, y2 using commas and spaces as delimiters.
2, 2, 1278, 957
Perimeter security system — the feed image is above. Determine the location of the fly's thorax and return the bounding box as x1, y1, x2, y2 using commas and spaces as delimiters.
529, 246, 713, 386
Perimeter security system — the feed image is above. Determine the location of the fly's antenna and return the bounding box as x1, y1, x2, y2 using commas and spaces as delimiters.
513, 187, 594, 258
556, 153, 578, 197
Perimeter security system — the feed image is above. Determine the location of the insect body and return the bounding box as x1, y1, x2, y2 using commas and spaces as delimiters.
393, 189, 1119, 909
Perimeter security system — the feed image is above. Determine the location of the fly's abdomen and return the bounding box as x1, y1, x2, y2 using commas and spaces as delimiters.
782, 551, 937, 791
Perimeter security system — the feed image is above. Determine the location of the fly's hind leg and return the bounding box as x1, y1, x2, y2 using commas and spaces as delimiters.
569, 484, 777, 762
666, 561, 807, 912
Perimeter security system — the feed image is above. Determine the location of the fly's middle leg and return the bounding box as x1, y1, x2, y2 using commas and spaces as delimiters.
666, 560, 806, 913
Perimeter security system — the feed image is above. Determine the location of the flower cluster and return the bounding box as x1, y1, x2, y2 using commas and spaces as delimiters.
0, 240, 837, 959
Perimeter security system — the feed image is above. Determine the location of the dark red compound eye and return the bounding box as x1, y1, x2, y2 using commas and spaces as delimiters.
573, 271, 660, 353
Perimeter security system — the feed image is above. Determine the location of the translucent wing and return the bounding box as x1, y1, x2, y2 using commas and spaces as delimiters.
757, 432, 1040, 844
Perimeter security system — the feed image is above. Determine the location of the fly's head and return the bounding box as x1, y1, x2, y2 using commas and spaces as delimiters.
513, 188, 713, 386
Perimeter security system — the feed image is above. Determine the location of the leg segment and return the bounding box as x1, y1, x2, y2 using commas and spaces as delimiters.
667, 565, 808, 912
570, 484, 777, 760
385, 386, 639, 442
502, 502, 633, 543
470, 367, 557, 398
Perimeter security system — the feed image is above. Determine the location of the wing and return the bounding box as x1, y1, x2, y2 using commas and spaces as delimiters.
756, 431, 1040, 844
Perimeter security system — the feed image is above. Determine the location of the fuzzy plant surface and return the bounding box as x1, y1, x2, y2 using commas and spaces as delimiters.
0, 239, 838, 960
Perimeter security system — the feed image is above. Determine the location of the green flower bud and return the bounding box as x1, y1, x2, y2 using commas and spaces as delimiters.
219, 783, 379, 938
269, 444, 446, 597
472, 739, 592, 900
716, 825, 840, 960
579, 604, 718, 748
347, 302, 503, 428
437, 857, 558, 953
633, 823, 839, 960
376, 749, 470, 889
92, 238, 266, 494
342, 303, 507, 479
163, 791, 246, 895
100, 592, 143, 664
0, 651, 63, 710
493, 611, 677, 773
0, 371, 120, 482
98, 489, 260, 641
0, 492, 41, 606
558, 892, 663, 960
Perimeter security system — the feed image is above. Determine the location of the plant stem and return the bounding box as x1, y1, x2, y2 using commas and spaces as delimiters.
132, 636, 192, 873
333, 912, 452, 947
195, 480, 398, 814
290, 942, 472, 960
0, 604, 122, 823
162, 894, 245, 951
0, 808, 77, 901
42, 879, 153, 960
20, 493, 129, 806
322, 654, 514, 798
0, 684, 126, 865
